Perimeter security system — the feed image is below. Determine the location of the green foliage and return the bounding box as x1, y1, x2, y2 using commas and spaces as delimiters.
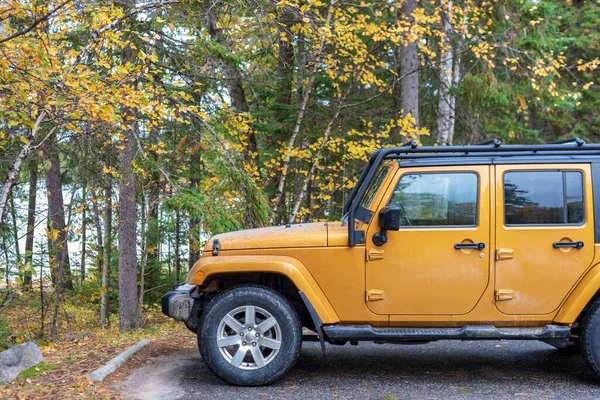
0, 317, 13, 351
16, 362, 57, 381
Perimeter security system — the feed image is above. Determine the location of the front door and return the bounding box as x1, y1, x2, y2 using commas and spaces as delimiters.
494, 164, 595, 315
365, 165, 490, 315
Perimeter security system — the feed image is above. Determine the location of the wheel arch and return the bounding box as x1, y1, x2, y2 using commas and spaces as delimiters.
187, 255, 340, 326
555, 262, 600, 324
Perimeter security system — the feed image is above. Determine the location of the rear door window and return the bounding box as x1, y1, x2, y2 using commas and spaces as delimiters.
503, 170, 584, 225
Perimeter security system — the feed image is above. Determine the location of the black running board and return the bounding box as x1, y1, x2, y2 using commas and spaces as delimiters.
323, 324, 571, 342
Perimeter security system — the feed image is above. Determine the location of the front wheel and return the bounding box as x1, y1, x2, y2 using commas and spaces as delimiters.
198, 286, 301, 386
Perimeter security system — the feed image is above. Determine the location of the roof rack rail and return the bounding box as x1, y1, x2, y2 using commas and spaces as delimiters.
476, 138, 502, 147
551, 137, 585, 146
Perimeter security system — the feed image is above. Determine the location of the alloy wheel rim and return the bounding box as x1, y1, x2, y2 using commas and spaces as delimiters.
216, 305, 282, 370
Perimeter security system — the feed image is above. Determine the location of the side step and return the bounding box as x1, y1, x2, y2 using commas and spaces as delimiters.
323, 324, 571, 342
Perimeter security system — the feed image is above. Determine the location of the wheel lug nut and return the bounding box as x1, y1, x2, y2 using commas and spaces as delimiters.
242, 341, 247, 346
248, 327, 252, 331
255, 333, 259, 337
252, 342, 257, 346
240, 332, 244, 336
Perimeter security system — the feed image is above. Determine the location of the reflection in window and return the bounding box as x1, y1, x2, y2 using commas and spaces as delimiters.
387, 173, 478, 227
359, 166, 390, 209
504, 171, 584, 225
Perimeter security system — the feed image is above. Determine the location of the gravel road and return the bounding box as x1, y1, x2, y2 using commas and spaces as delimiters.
115, 340, 600, 399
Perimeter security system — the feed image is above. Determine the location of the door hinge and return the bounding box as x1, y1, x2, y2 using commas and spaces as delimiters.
366, 289, 385, 302
367, 249, 384, 261
495, 289, 514, 302
496, 248, 514, 261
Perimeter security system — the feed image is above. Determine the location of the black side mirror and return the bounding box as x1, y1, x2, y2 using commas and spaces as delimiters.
372, 206, 401, 246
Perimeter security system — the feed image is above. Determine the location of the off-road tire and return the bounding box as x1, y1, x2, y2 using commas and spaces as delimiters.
580, 298, 600, 376
198, 285, 301, 386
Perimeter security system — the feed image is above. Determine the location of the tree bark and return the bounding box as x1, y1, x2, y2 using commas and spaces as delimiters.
91, 188, 104, 273
174, 207, 181, 283
80, 183, 87, 283
144, 180, 160, 301
45, 139, 74, 290
118, 128, 143, 330
100, 178, 111, 326
0, 112, 48, 220
436, 0, 454, 146
9, 192, 21, 271
24, 161, 38, 288
188, 151, 201, 269
400, 0, 420, 136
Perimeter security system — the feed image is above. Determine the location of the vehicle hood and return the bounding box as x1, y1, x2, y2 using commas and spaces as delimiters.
208, 222, 329, 251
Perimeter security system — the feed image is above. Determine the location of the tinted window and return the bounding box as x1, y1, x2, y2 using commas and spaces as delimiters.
504, 171, 584, 225
387, 173, 478, 227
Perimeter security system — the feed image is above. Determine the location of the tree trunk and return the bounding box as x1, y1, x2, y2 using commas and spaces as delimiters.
144, 180, 160, 301
400, 0, 420, 136
436, 0, 454, 146
0, 113, 48, 220
100, 179, 111, 326
118, 128, 143, 330
45, 139, 74, 290
80, 183, 87, 283
91, 188, 104, 273
9, 192, 21, 272
175, 207, 181, 283
188, 152, 201, 269
275, 12, 295, 128
24, 161, 38, 288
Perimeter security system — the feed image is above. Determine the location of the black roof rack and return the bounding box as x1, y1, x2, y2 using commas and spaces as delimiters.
344, 137, 600, 246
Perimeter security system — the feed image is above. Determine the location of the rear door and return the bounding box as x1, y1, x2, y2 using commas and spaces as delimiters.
494, 164, 595, 315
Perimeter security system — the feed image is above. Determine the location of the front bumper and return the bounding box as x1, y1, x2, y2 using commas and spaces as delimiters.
161, 283, 199, 324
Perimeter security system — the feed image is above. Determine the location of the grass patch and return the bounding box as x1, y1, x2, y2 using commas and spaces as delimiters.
16, 362, 57, 380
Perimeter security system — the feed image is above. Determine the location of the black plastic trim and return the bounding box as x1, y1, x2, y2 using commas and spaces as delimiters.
299, 291, 327, 356
323, 324, 571, 342
593, 162, 600, 243
355, 206, 374, 224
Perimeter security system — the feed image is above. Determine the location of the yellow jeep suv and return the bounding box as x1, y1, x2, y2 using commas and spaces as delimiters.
163, 138, 600, 386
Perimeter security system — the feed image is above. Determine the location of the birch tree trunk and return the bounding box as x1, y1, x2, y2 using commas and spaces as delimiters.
24, 162, 38, 288
436, 0, 454, 146
0, 112, 47, 220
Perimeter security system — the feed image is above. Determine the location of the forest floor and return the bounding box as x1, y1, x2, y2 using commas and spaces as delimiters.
0, 288, 190, 399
